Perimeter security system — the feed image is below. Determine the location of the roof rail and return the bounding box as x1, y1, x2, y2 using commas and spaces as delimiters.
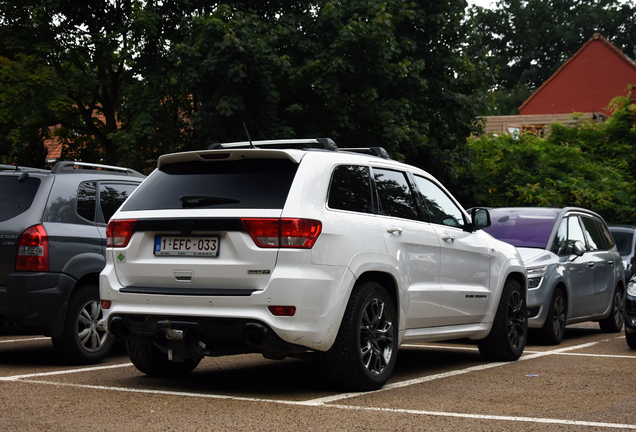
338, 147, 390, 159
50, 161, 145, 177
209, 138, 338, 151
208, 138, 391, 159
0, 164, 50, 173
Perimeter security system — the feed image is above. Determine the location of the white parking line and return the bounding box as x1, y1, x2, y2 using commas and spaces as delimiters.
0, 337, 50, 344
0, 363, 133, 381
2, 336, 633, 430
14, 376, 636, 430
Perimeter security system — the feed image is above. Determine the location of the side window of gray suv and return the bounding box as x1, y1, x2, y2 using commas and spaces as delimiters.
327, 165, 373, 214
99, 183, 139, 223
581, 217, 605, 251
77, 182, 97, 221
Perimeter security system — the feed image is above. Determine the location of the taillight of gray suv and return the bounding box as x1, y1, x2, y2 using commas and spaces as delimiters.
100, 139, 528, 390
0, 162, 144, 364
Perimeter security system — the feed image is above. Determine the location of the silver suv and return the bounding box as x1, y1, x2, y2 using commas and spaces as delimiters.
484, 207, 625, 345
0, 162, 144, 364
100, 139, 527, 390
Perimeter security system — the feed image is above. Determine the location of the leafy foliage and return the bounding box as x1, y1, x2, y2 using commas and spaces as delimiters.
456, 94, 636, 223
0, 0, 491, 178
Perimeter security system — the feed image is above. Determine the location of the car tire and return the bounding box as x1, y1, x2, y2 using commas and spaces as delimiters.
626, 329, 636, 349
325, 281, 397, 391
127, 341, 200, 378
478, 278, 527, 361
52, 284, 114, 365
540, 287, 567, 345
599, 288, 624, 333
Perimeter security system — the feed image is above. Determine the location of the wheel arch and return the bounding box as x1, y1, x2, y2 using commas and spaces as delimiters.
356, 271, 399, 315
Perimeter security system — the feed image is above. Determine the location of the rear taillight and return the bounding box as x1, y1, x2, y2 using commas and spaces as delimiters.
16, 224, 49, 272
241, 218, 322, 249
106, 219, 137, 247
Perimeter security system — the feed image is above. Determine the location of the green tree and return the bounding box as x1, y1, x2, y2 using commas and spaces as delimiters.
470, 0, 636, 114
456, 94, 636, 223
1, 0, 491, 177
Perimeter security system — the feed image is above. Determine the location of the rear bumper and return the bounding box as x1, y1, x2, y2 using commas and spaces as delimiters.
108, 314, 307, 359
0, 272, 75, 336
100, 261, 355, 352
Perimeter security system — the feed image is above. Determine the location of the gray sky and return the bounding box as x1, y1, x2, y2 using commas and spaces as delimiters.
467, 0, 496, 8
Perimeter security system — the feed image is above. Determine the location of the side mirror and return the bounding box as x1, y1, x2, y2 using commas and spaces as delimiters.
570, 241, 586, 259
466, 208, 491, 232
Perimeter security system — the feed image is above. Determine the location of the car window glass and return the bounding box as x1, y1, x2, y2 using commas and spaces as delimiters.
99, 183, 139, 223
122, 159, 298, 211
485, 209, 557, 249
611, 231, 631, 255
581, 217, 604, 251
599, 223, 615, 249
372, 168, 419, 220
412, 175, 465, 228
551, 218, 568, 255
0, 176, 41, 222
77, 181, 97, 222
327, 165, 373, 214
568, 216, 587, 252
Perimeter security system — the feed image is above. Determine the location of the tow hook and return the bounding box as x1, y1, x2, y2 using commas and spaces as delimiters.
164, 320, 185, 362
164, 320, 184, 340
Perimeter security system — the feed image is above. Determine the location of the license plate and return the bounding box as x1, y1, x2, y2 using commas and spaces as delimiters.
154, 236, 220, 257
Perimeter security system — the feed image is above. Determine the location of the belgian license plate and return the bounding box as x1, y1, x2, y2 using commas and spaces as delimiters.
154, 236, 220, 257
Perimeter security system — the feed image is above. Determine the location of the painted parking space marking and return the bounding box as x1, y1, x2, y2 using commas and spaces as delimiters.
1, 335, 633, 430
0, 363, 133, 381
0, 337, 50, 344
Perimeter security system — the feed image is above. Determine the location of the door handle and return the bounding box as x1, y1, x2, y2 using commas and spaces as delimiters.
441, 234, 455, 242
608, 260, 614, 266
386, 227, 403, 235
587, 262, 595, 267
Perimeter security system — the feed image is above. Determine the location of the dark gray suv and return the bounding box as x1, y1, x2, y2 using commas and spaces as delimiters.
0, 161, 144, 364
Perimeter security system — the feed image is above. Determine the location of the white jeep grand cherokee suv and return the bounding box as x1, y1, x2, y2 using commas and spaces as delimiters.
100, 138, 527, 391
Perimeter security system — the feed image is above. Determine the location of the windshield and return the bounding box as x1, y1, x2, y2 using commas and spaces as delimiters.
611, 231, 633, 255
484, 209, 558, 249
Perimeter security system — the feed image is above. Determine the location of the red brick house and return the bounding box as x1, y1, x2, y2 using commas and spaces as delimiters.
484, 33, 636, 135
519, 33, 636, 116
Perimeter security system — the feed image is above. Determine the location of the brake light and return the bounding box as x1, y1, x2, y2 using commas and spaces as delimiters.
106, 219, 137, 247
16, 224, 49, 271
241, 218, 322, 249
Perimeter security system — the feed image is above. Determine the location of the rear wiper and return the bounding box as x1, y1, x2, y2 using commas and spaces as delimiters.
179, 195, 241, 208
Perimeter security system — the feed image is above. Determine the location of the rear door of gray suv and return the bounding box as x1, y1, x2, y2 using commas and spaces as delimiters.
580, 216, 617, 315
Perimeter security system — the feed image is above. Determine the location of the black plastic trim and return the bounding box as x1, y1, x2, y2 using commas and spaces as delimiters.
133, 218, 246, 234
119, 286, 258, 296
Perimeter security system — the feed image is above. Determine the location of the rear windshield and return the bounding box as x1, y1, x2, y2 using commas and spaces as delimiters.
122, 158, 298, 211
0, 176, 42, 221
484, 209, 558, 249
611, 231, 633, 255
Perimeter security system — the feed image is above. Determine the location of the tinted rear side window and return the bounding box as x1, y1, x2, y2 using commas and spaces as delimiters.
100, 183, 139, 222
0, 177, 42, 221
611, 231, 632, 255
328, 165, 373, 213
373, 168, 420, 220
122, 159, 298, 211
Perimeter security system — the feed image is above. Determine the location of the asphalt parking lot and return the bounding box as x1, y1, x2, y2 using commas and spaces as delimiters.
1, 322, 634, 431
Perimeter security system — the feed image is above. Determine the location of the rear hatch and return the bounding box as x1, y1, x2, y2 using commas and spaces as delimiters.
0, 172, 50, 285
109, 150, 305, 293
